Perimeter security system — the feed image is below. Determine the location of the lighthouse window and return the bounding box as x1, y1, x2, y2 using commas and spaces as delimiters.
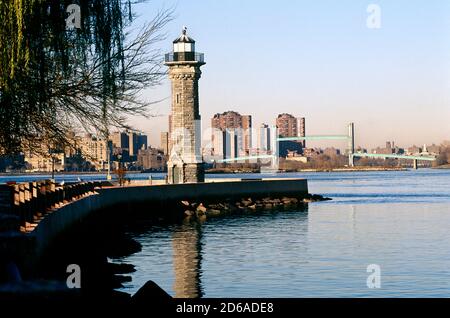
176, 94, 181, 104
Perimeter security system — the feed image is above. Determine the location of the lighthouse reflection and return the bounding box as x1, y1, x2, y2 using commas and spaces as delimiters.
172, 222, 204, 298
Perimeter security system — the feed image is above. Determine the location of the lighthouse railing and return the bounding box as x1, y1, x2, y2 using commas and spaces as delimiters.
165, 52, 204, 63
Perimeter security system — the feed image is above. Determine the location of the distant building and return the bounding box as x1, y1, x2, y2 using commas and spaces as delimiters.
111, 131, 147, 160
298, 117, 306, 147
279, 141, 303, 158
427, 144, 441, 155
241, 115, 252, 153
129, 132, 147, 157
276, 113, 298, 138
211, 129, 226, 159
407, 145, 422, 155
160, 132, 169, 155
111, 132, 129, 149
303, 148, 322, 158
355, 147, 368, 154
211, 111, 252, 156
212, 111, 244, 130
227, 129, 244, 159
323, 147, 341, 156
79, 134, 111, 170
372, 141, 396, 155
258, 124, 272, 152
137, 147, 167, 171
276, 113, 305, 151
286, 151, 309, 163
276, 114, 305, 157
0, 154, 25, 172
25, 152, 65, 172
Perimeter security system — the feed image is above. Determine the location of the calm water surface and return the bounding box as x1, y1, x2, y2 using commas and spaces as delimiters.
114, 169, 450, 297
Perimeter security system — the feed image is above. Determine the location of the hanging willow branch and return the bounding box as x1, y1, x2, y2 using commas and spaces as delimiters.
0, 0, 172, 155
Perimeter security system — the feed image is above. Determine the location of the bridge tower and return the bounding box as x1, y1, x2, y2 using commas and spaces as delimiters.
348, 123, 355, 167
165, 28, 205, 184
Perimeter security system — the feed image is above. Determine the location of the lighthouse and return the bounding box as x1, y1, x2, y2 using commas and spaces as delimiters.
164, 28, 205, 184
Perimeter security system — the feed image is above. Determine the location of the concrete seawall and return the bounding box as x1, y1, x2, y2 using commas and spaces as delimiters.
97, 178, 308, 208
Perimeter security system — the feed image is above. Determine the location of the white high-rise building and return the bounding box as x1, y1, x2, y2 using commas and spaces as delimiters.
258, 124, 271, 152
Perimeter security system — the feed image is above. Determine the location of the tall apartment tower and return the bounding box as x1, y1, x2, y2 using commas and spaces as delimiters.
241, 115, 252, 154
348, 122, 355, 167
160, 132, 169, 155
276, 113, 298, 138
211, 111, 252, 156
258, 124, 271, 152
164, 28, 205, 183
298, 117, 306, 148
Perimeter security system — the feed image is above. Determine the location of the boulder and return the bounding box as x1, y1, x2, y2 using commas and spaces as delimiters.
207, 209, 222, 217
190, 202, 199, 209
131, 280, 172, 305
196, 204, 207, 213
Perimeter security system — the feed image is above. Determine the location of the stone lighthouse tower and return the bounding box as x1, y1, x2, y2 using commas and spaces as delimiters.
165, 28, 205, 184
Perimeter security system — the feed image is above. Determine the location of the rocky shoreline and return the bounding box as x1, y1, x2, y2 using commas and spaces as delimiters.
181, 193, 331, 221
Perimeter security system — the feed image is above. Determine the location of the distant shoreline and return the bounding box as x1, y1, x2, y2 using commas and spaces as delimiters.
433, 164, 450, 169
4, 166, 449, 176
205, 167, 408, 174
0, 171, 151, 176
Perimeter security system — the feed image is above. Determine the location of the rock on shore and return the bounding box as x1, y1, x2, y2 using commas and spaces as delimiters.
180, 194, 331, 220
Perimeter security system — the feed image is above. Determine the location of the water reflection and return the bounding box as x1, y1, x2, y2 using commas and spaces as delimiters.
172, 223, 203, 298
120, 204, 314, 297
118, 170, 450, 297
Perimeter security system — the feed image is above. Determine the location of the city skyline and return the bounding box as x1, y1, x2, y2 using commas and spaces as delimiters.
128, 0, 450, 150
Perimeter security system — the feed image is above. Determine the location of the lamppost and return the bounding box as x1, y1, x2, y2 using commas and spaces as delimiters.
51, 155, 55, 181
117, 153, 122, 169
49, 147, 57, 182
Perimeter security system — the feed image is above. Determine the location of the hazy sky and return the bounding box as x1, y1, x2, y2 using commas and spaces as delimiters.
129, 0, 450, 149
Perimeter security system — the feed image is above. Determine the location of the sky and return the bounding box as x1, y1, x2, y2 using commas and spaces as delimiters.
128, 0, 450, 150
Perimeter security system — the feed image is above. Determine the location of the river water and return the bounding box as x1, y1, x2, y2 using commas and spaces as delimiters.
115, 169, 450, 298
3, 169, 449, 297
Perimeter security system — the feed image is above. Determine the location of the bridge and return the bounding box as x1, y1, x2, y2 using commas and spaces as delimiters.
351, 152, 436, 169
217, 123, 437, 169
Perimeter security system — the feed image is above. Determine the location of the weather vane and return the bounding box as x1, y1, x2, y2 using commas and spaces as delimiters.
182, 26, 187, 35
